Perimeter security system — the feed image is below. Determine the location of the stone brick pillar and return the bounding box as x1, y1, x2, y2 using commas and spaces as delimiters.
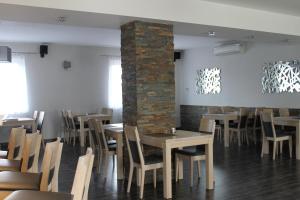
121, 21, 176, 182
121, 20, 175, 134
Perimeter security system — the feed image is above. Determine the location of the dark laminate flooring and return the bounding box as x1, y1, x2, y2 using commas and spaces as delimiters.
58, 140, 300, 200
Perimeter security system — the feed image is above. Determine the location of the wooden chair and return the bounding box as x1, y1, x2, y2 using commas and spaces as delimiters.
67, 110, 89, 146
229, 108, 249, 146
0, 138, 63, 197
207, 107, 222, 142
96, 120, 117, 177
175, 118, 215, 187
260, 111, 292, 160
0, 128, 26, 160
4, 148, 94, 200
32, 110, 38, 121
61, 110, 70, 144
0, 132, 42, 173
87, 118, 102, 173
125, 125, 163, 199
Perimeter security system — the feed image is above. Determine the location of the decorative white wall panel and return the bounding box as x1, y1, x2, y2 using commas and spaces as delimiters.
195, 68, 221, 94
262, 61, 300, 93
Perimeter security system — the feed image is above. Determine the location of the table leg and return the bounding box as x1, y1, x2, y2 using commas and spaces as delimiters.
206, 140, 214, 189
178, 159, 183, 180
32, 121, 37, 132
296, 123, 300, 160
116, 134, 124, 179
79, 118, 85, 150
224, 119, 229, 147
163, 143, 172, 199
262, 137, 269, 154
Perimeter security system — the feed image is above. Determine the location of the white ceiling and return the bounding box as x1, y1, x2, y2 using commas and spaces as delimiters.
201, 0, 300, 17
0, 3, 300, 49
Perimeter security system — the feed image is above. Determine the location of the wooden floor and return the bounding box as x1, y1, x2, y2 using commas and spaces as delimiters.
58, 140, 300, 200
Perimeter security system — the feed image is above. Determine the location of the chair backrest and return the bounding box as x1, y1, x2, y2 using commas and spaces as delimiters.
279, 108, 290, 117
32, 110, 38, 121
71, 148, 94, 200
61, 110, 69, 129
87, 119, 101, 151
101, 108, 113, 116
67, 110, 76, 130
222, 106, 236, 113
260, 111, 276, 138
124, 125, 145, 166
94, 120, 110, 151
40, 138, 63, 192
207, 107, 221, 114
7, 128, 26, 160
37, 111, 45, 132
20, 132, 42, 173
199, 118, 216, 135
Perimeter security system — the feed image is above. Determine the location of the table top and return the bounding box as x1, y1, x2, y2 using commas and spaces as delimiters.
0, 118, 34, 125
76, 113, 112, 120
141, 130, 213, 148
4, 190, 73, 200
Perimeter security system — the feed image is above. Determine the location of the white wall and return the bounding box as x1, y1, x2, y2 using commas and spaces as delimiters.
0, 42, 120, 141
176, 42, 300, 125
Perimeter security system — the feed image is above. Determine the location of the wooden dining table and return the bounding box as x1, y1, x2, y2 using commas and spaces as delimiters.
141, 130, 214, 199
103, 123, 124, 180
272, 116, 300, 160
76, 113, 112, 149
203, 113, 238, 147
0, 118, 36, 132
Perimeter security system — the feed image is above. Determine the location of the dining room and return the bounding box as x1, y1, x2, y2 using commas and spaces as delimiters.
1, 1, 300, 200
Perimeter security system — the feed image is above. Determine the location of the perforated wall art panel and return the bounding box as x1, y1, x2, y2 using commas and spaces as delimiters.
262, 61, 300, 93
195, 68, 221, 94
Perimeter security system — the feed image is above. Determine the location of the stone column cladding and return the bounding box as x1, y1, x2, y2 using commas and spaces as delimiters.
121, 21, 176, 134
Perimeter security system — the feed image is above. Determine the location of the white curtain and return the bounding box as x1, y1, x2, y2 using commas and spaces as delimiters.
0, 54, 28, 115
108, 56, 122, 123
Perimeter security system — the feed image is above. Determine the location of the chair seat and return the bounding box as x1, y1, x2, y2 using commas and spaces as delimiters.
0, 159, 20, 171
0, 151, 7, 159
144, 154, 163, 165
175, 146, 205, 156
276, 130, 293, 137
4, 190, 73, 200
0, 171, 41, 190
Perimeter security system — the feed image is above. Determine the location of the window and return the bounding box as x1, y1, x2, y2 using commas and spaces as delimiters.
0, 55, 28, 114
108, 57, 122, 122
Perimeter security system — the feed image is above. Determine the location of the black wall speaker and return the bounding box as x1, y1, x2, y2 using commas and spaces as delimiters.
174, 51, 181, 61
40, 45, 48, 58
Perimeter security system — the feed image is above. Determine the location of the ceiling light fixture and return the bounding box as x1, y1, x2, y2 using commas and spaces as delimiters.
208, 31, 216, 37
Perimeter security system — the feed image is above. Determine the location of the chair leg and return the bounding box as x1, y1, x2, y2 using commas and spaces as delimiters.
190, 158, 193, 187
103, 153, 109, 178
280, 141, 283, 154
127, 165, 134, 193
153, 169, 157, 189
237, 131, 241, 146
273, 141, 277, 160
261, 139, 264, 158
197, 160, 201, 178
245, 130, 249, 146
136, 168, 141, 186
175, 155, 179, 182
289, 138, 293, 158
139, 169, 145, 199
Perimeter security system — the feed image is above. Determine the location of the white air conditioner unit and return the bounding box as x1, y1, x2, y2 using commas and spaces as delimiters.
213, 43, 245, 56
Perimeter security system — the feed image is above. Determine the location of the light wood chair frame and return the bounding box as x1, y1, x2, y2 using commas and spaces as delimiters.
260, 111, 292, 160
175, 118, 215, 187
125, 125, 163, 199
228, 108, 249, 146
